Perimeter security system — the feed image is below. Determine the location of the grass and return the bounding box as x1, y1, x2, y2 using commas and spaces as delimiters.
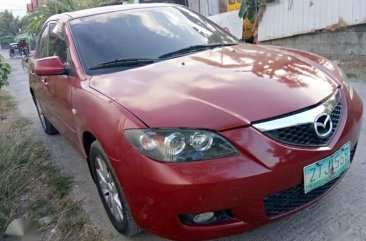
0, 90, 104, 241
10, 117, 32, 129
0, 90, 16, 113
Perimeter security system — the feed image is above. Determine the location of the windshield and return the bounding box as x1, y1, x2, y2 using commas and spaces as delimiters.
70, 6, 238, 75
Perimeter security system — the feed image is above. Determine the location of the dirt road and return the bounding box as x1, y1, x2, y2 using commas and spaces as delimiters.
3, 49, 366, 241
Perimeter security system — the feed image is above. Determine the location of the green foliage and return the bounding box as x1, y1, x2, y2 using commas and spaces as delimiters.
0, 133, 48, 232
23, 13, 49, 35
0, 10, 21, 42
0, 92, 104, 240
248, 0, 258, 21
239, 0, 248, 19
23, 0, 111, 35
239, 0, 265, 21
0, 55, 11, 90
0, 91, 16, 112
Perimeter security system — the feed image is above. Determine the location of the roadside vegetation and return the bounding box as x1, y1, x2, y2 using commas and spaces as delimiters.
0, 11, 22, 44
22, 0, 115, 35
0, 0, 115, 45
0, 54, 11, 89
0, 90, 104, 240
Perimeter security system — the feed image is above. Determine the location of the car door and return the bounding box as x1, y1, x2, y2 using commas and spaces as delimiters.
44, 21, 78, 143
30, 24, 53, 120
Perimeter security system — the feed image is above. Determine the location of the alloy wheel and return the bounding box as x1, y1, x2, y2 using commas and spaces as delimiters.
95, 156, 124, 223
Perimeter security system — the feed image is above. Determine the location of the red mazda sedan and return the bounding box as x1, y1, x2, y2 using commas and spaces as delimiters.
28, 3, 363, 241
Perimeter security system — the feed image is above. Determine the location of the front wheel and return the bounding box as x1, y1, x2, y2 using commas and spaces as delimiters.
32, 95, 58, 135
89, 141, 140, 236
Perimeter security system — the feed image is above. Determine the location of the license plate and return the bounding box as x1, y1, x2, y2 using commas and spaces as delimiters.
303, 142, 351, 194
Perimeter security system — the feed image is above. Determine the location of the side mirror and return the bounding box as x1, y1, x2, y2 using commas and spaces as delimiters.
34, 56, 67, 76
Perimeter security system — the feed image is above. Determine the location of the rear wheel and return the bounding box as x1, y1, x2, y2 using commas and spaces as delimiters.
33, 95, 58, 135
90, 141, 140, 236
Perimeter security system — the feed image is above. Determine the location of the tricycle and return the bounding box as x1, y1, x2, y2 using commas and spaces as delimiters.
9, 43, 20, 58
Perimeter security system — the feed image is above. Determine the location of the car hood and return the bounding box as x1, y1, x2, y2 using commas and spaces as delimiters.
89, 44, 340, 131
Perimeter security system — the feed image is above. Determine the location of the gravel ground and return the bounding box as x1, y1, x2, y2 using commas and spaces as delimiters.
2, 49, 366, 241
338, 57, 366, 81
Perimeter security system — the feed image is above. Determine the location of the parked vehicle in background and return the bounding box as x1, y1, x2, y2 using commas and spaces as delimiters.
28, 3, 363, 241
9, 43, 20, 59
9, 41, 30, 58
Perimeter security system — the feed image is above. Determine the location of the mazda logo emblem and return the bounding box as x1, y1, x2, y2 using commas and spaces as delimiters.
314, 113, 333, 138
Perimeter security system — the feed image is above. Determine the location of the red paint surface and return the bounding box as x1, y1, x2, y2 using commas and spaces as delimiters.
28, 5, 363, 241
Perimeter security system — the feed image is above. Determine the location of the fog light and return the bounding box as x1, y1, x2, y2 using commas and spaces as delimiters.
192, 212, 215, 224
180, 210, 233, 225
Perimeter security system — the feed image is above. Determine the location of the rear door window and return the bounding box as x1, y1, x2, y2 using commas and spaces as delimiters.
37, 25, 49, 58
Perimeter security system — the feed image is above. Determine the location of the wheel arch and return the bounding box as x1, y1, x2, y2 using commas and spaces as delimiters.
30, 87, 34, 97
82, 131, 96, 158
82, 131, 97, 182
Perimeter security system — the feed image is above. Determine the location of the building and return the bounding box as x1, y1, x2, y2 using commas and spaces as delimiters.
259, 0, 366, 58
186, 0, 243, 39
138, 0, 187, 4
180, 0, 366, 58
26, 0, 47, 13
128, 0, 244, 39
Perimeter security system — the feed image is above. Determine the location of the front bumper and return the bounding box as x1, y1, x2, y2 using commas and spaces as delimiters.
112, 88, 363, 241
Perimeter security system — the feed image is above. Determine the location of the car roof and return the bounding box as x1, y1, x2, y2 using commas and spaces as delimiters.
48, 3, 177, 23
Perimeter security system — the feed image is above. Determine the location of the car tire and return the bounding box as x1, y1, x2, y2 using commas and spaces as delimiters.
89, 141, 140, 236
32, 95, 58, 135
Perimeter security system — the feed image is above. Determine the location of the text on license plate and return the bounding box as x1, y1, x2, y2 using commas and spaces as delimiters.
303, 142, 351, 194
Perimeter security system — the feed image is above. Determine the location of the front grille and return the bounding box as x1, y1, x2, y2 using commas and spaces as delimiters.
264, 102, 343, 146
264, 176, 340, 217
264, 144, 357, 217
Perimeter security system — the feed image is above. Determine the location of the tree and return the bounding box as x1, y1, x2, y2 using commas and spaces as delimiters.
0, 54, 11, 89
23, 0, 111, 35
239, 0, 267, 43
0, 10, 21, 43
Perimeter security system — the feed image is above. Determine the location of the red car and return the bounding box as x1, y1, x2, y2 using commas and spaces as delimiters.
28, 4, 363, 241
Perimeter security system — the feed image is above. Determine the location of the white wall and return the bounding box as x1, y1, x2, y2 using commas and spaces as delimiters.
208, 10, 243, 39
258, 0, 366, 41
187, 0, 243, 39
188, 0, 220, 16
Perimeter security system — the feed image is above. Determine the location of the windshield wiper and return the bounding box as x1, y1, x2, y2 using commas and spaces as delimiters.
89, 58, 156, 70
158, 43, 238, 59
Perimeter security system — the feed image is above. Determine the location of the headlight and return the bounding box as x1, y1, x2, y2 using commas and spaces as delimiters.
124, 129, 239, 162
336, 64, 352, 93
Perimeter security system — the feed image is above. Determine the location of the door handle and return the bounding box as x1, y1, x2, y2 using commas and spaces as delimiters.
42, 78, 48, 87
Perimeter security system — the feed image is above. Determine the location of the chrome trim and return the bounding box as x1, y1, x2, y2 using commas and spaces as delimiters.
253, 90, 341, 132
